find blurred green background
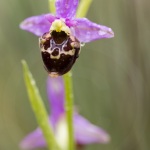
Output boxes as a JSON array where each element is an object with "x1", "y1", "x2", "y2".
[{"x1": 0, "y1": 0, "x2": 150, "y2": 150}]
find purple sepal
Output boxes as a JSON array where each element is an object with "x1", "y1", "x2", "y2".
[
  {"x1": 20, "y1": 14, "x2": 55, "y2": 36},
  {"x1": 74, "y1": 113, "x2": 110, "y2": 145},
  {"x1": 73, "y1": 18, "x2": 114, "y2": 43},
  {"x1": 55, "y1": 0, "x2": 79, "y2": 19},
  {"x1": 20, "y1": 128, "x2": 46, "y2": 150}
]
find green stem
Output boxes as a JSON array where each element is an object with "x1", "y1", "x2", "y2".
[
  {"x1": 76, "y1": 0, "x2": 93, "y2": 18},
  {"x1": 63, "y1": 72, "x2": 74, "y2": 150},
  {"x1": 47, "y1": 0, "x2": 93, "y2": 150},
  {"x1": 63, "y1": 1, "x2": 93, "y2": 150},
  {"x1": 49, "y1": 0, "x2": 56, "y2": 13},
  {"x1": 22, "y1": 60, "x2": 59, "y2": 150}
]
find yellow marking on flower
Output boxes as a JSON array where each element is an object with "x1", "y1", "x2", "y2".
[{"x1": 50, "y1": 19, "x2": 71, "y2": 35}]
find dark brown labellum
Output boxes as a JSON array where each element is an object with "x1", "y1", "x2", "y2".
[{"x1": 39, "y1": 31, "x2": 81, "y2": 77}]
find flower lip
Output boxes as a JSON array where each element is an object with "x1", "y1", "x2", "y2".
[{"x1": 40, "y1": 31, "x2": 81, "y2": 76}]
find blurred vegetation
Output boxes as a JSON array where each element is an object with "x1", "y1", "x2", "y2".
[{"x1": 0, "y1": 0, "x2": 150, "y2": 150}]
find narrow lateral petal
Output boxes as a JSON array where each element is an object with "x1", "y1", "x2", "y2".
[
  {"x1": 73, "y1": 18, "x2": 114, "y2": 43},
  {"x1": 56, "y1": 0, "x2": 79, "y2": 18},
  {"x1": 20, "y1": 128, "x2": 46, "y2": 149},
  {"x1": 74, "y1": 114, "x2": 110, "y2": 145},
  {"x1": 20, "y1": 14, "x2": 55, "y2": 36},
  {"x1": 47, "y1": 77, "x2": 65, "y2": 119}
]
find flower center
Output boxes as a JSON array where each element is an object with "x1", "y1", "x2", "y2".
[{"x1": 50, "y1": 19, "x2": 71, "y2": 35}]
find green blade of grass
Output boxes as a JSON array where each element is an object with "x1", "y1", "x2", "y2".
[{"x1": 22, "y1": 60, "x2": 59, "y2": 150}]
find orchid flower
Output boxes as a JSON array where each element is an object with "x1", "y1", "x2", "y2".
[
  {"x1": 20, "y1": 0, "x2": 114, "y2": 77},
  {"x1": 20, "y1": 77, "x2": 110, "y2": 150}
]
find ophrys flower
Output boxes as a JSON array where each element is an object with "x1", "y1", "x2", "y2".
[
  {"x1": 20, "y1": 77, "x2": 110, "y2": 150},
  {"x1": 20, "y1": 0, "x2": 114, "y2": 77}
]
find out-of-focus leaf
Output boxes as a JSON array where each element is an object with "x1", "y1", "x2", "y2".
[{"x1": 21, "y1": 60, "x2": 59, "y2": 150}]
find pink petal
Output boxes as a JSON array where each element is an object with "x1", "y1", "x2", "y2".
[
  {"x1": 73, "y1": 18, "x2": 114, "y2": 43},
  {"x1": 20, "y1": 113, "x2": 110, "y2": 149},
  {"x1": 55, "y1": 0, "x2": 79, "y2": 18},
  {"x1": 20, "y1": 14, "x2": 55, "y2": 36},
  {"x1": 20, "y1": 128, "x2": 46, "y2": 149},
  {"x1": 74, "y1": 114, "x2": 110, "y2": 145}
]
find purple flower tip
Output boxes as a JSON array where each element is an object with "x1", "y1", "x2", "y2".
[{"x1": 74, "y1": 113, "x2": 110, "y2": 145}]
